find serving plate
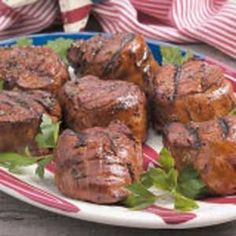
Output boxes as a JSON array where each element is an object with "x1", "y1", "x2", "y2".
[{"x1": 0, "y1": 32, "x2": 235, "y2": 229}]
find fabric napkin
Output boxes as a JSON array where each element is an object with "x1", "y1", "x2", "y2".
[{"x1": 0, "y1": 0, "x2": 235, "y2": 58}]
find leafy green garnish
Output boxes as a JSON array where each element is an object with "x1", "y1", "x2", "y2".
[
  {"x1": 159, "y1": 147, "x2": 175, "y2": 171},
  {"x1": 0, "y1": 151, "x2": 53, "y2": 178},
  {"x1": 160, "y1": 46, "x2": 193, "y2": 66},
  {"x1": 177, "y1": 166, "x2": 207, "y2": 199},
  {"x1": 229, "y1": 107, "x2": 236, "y2": 115},
  {"x1": 173, "y1": 190, "x2": 199, "y2": 211},
  {"x1": 14, "y1": 37, "x2": 73, "y2": 63},
  {"x1": 0, "y1": 80, "x2": 4, "y2": 92},
  {"x1": 46, "y1": 38, "x2": 73, "y2": 63},
  {"x1": 0, "y1": 114, "x2": 59, "y2": 178},
  {"x1": 15, "y1": 37, "x2": 33, "y2": 46},
  {"x1": 0, "y1": 152, "x2": 36, "y2": 173},
  {"x1": 124, "y1": 148, "x2": 206, "y2": 212},
  {"x1": 35, "y1": 114, "x2": 61, "y2": 149},
  {"x1": 123, "y1": 183, "x2": 157, "y2": 210},
  {"x1": 35, "y1": 155, "x2": 54, "y2": 178}
]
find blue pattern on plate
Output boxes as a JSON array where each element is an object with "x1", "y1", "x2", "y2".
[{"x1": 0, "y1": 32, "x2": 205, "y2": 64}]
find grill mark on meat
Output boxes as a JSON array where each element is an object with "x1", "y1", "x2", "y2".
[
  {"x1": 171, "y1": 66, "x2": 182, "y2": 102},
  {"x1": 102, "y1": 51, "x2": 120, "y2": 76},
  {"x1": 186, "y1": 125, "x2": 202, "y2": 148},
  {"x1": 104, "y1": 131, "x2": 117, "y2": 157},
  {"x1": 75, "y1": 132, "x2": 87, "y2": 147},
  {"x1": 103, "y1": 129, "x2": 136, "y2": 182},
  {"x1": 127, "y1": 163, "x2": 135, "y2": 182},
  {"x1": 218, "y1": 118, "x2": 229, "y2": 138},
  {"x1": 79, "y1": 83, "x2": 132, "y2": 110},
  {"x1": 71, "y1": 167, "x2": 87, "y2": 179},
  {"x1": 103, "y1": 34, "x2": 135, "y2": 76},
  {"x1": 0, "y1": 100, "x2": 17, "y2": 107},
  {"x1": 200, "y1": 63, "x2": 206, "y2": 90},
  {"x1": 29, "y1": 93, "x2": 56, "y2": 114},
  {"x1": 3, "y1": 93, "x2": 33, "y2": 111}
]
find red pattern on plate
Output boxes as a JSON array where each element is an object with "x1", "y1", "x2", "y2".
[
  {"x1": 0, "y1": 169, "x2": 79, "y2": 213},
  {"x1": 142, "y1": 144, "x2": 160, "y2": 170},
  {"x1": 46, "y1": 162, "x2": 56, "y2": 173},
  {"x1": 205, "y1": 57, "x2": 236, "y2": 79},
  {"x1": 146, "y1": 205, "x2": 196, "y2": 224},
  {"x1": 204, "y1": 196, "x2": 236, "y2": 205}
]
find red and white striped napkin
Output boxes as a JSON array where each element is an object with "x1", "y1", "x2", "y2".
[{"x1": 0, "y1": 0, "x2": 235, "y2": 58}]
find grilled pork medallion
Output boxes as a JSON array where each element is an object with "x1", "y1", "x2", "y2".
[
  {"x1": 150, "y1": 60, "x2": 235, "y2": 131},
  {"x1": 54, "y1": 121, "x2": 143, "y2": 204},
  {"x1": 67, "y1": 33, "x2": 159, "y2": 90},
  {"x1": 163, "y1": 116, "x2": 236, "y2": 196},
  {"x1": 0, "y1": 46, "x2": 69, "y2": 94},
  {"x1": 0, "y1": 90, "x2": 61, "y2": 153},
  {"x1": 59, "y1": 75, "x2": 148, "y2": 142}
]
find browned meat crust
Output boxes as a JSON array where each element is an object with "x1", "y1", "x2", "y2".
[
  {"x1": 0, "y1": 90, "x2": 61, "y2": 153},
  {"x1": 59, "y1": 75, "x2": 148, "y2": 142},
  {"x1": 67, "y1": 33, "x2": 159, "y2": 91},
  {"x1": 54, "y1": 121, "x2": 143, "y2": 204},
  {"x1": 0, "y1": 46, "x2": 69, "y2": 94},
  {"x1": 163, "y1": 116, "x2": 236, "y2": 196},
  {"x1": 150, "y1": 60, "x2": 235, "y2": 131}
]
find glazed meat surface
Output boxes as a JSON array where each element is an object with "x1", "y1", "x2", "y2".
[
  {"x1": 67, "y1": 33, "x2": 159, "y2": 90},
  {"x1": 59, "y1": 76, "x2": 148, "y2": 142},
  {"x1": 0, "y1": 46, "x2": 69, "y2": 94},
  {"x1": 163, "y1": 116, "x2": 236, "y2": 196},
  {"x1": 150, "y1": 60, "x2": 235, "y2": 131},
  {"x1": 54, "y1": 121, "x2": 143, "y2": 204},
  {"x1": 0, "y1": 90, "x2": 61, "y2": 153}
]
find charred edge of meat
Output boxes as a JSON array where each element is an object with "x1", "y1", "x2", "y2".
[
  {"x1": 218, "y1": 117, "x2": 229, "y2": 138},
  {"x1": 103, "y1": 33, "x2": 135, "y2": 76},
  {"x1": 171, "y1": 66, "x2": 182, "y2": 102},
  {"x1": 103, "y1": 131, "x2": 117, "y2": 157},
  {"x1": 186, "y1": 124, "x2": 202, "y2": 148}
]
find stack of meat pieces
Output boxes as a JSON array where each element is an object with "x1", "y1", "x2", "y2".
[
  {"x1": 0, "y1": 32, "x2": 235, "y2": 204},
  {"x1": 0, "y1": 46, "x2": 68, "y2": 154},
  {"x1": 66, "y1": 32, "x2": 236, "y2": 198}
]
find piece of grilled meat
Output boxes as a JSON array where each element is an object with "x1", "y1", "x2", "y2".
[
  {"x1": 163, "y1": 116, "x2": 236, "y2": 196},
  {"x1": 0, "y1": 46, "x2": 69, "y2": 94},
  {"x1": 59, "y1": 75, "x2": 147, "y2": 142},
  {"x1": 67, "y1": 33, "x2": 159, "y2": 91},
  {"x1": 150, "y1": 60, "x2": 235, "y2": 131},
  {"x1": 54, "y1": 121, "x2": 143, "y2": 204},
  {"x1": 0, "y1": 90, "x2": 61, "y2": 153}
]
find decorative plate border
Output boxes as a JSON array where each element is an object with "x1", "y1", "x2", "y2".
[{"x1": 0, "y1": 32, "x2": 235, "y2": 229}]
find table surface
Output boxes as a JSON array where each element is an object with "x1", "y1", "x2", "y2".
[{"x1": 0, "y1": 37, "x2": 236, "y2": 236}]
